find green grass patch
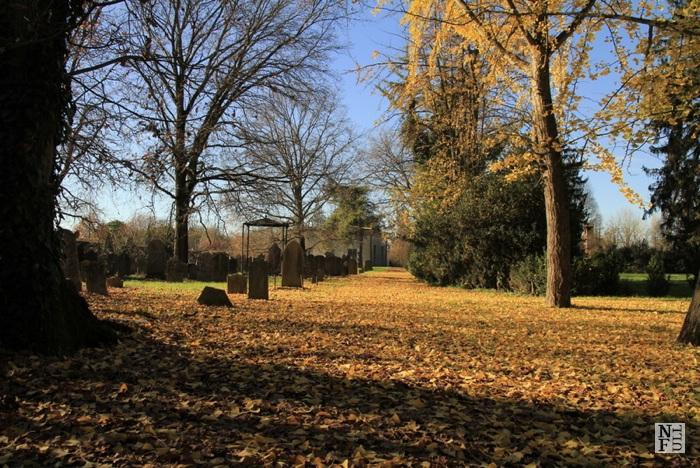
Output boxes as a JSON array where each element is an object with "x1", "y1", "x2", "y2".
[
  {"x1": 124, "y1": 278, "x2": 226, "y2": 292},
  {"x1": 619, "y1": 272, "x2": 693, "y2": 298}
]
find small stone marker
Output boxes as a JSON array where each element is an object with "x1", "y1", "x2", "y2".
[
  {"x1": 166, "y1": 258, "x2": 188, "y2": 282},
  {"x1": 197, "y1": 286, "x2": 232, "y2": 307},
  {"x1": 106, "y1": 276, "x2": 124, "y2": 288},
  {"x1": 227, "y1": 273, "x2": 247, "y2": 294},
  {"x1": 281, "y1": 240, "x2": 303, "y2": 287},
  {"x1": 248, "y1": 258, "x2": 268, "y2": 300},
  {"x1": 364, "y1": 260, "x2": 373, "y2": 271},
  {"x1": 81, "y1": 260, "x2": 107, "y2": 295}
]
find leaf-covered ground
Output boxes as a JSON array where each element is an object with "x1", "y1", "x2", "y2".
[{"x1": 2, "y1": 269, "x2": 698, "y2": 466}]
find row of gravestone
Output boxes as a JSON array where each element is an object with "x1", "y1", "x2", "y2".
[
  {"x1": 144, "y1": 239, "x2": 238, "y2": 282},
  {"x1": 61, "y1": 229, "x2": 124, "y2": 295},
  {"x1": 201, "y1": 241, "x2": 362, "y2": 304}
]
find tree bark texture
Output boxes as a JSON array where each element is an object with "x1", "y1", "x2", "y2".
[
  {"x1": 678, "y1": 269, "x2": 700, "y2": 345},
  {"x1": 174, "y1": 173, "x2": 190, "y2": 264},
  {"x1": 0, "y1": 1, "x2": 117, "y2": 353},
  {"x1": 530, "y1": 49, "x2": 572, "y2": 307}
]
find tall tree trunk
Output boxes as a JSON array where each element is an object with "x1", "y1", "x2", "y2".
[
  {"x1": 174, "y1": 172, "x2": 189, "y2": 263},
  {"x1": 0, "y1": 1, "x2": 116, "y2": 353},
  {"x1": 531, "y1": 50, "x2": 572, "y2": 307},
  {"x1": 293, "y1": 185, "x2": 305, "y2": 238},
  {"x1": 678, "y1": 270, "x2": 700, "y2": 345}
]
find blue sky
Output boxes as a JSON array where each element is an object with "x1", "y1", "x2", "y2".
[{"x1": 87, "y1": 6, "x2": 660, "y2": 228}]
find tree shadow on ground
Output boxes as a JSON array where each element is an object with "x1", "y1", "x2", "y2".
[
  {"x1": 570, "y1": 304, "x2": 687, "y2": 314},
  {"x1": 1, "y1": 324, "x2": 696, "y2": 466}
]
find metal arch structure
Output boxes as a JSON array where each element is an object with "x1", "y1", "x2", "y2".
[{"x1": 241, "y1": 217, "x2": 290, "y2": 271}]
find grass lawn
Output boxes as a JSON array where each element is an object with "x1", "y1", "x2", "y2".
[
  {"x1": 2, "y1": 270, "x2": 698, "y2": 465},
  {"x1": 124, "y1": 278, "x2": 227, "y2": 292},
  {"x1": 619, "y1": 272, "x2": 694, "y2": 298}
]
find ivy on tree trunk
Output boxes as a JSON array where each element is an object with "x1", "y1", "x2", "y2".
[{"x1": 0, "y1": 0, "x2": 117, "y2": 353}]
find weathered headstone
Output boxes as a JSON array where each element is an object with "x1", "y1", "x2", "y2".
[
  {"x1": 187, "y1": 263, "x2": 198, "y2": 280},
  {"x1": 146, "y1": 239, "x2": 168, "y2": 279},
  {"x1": 347, "y1": 258, "x2": 358, "y2": 275},
  {"x1": 281, "y1": 240, "x2": 304, "y2": 287},
  {"x1": 81, "y1": 260, "x2": 107, "y2": 295},
  {"x1": 77, "y1": 241, "x2": 99, "y2": 262},
  {"x1": 116, "y1": 251, "x2": 131, "y2": 278},
  {"x1": 106, "y1": 276, "x2": 124, "y2": 288},
  {"x1": 60, "y1": 229, "x2": 82, "y2": 291},
  {"x1": 103, "y1": 253, "x2": 118, "y2": 276},
  {"x1": 227, "y1": 273, "x2": 247, "y2": 294},
  {"x1": 325, "y1": 254, "x2": 342, "y2": 276},
  {"x1": 197, "y1": 251, "x2": 229, "y2": 281},
  {"x1": 248, "y1": 258, "x2": 269, "y2": 299},
  {"x1": 324, "y1": 254, "x2": 335, "y2": 277},
  {"x1": 267, "y1": 243, "x2": 282, "y2": 275},
  {"x1": 228, "y1": 256, "x2": 238, "y2": 274},
  {"x1": 315, "y1": 255, "x2": 326, "y2": 281},
  {"x1": 166, "y1": 258, "x2": 188, "y2": 282},
  {"x1": 303, "y1": 255, "x2": 316, "y2": 279},
  {"x1": 364, "y1": 260, "x2": 373, "y2": 271},
  {"x1": 197, "y1": 286, "x2": 233, "y2": 307}
]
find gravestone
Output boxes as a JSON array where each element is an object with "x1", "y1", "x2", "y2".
[
  {"x1": 315, "y1": 255, "x2": 326, "y2": 281},
  {"x1": 248, "y1": 258, "x2": 268, "y2": 299},
  {"x1": 115, "y1": 251, "x2": 131, "y2": 278},
  {"x1": 364, "y1": 260, "x2": 373, "y2": 271},
  {"x1": 106, "y1": 276, "x2": 123, "y2": 288},
  {"x1": 166, "y1": 258, "x2": 188, "y2": 282},
  {"x1": 77, "y1": 241, "x2": 99, "y2": 262},
  {"x1": 197, "y1": 251, "x2": 229, "y2": 281},
  {"x1": 228, "y1": 256, "x2": 238, "y2": 274},
  {"x1": 60, "y1": 229, "x2": 82, "y2": 291},
  {"x1": 227, "y1": 273, "x2": 247, "y2": 294},
  {"x1": 304, "y1": 255, "x2": 316, "y2": 279},
  {"x1": 347, "y1": 258, "x2": 358, "y2": 275},
  {"x1": 187, "y1": 263, "x2": 198, "y2": 280},
  {"x1": 197, "y1": 286, "x2": 233, "y2": 307},
  {"x1": 146, "y1": 239, "x2": 168, "y2": 279},
  {"x1": 103, "y1": 253, "x2": 118, "y2": 276},
  {"x1": 324, "y1": 254, "x2": 335, "y2": 277},
  {"x1": 81, "y1": 260, "x2": 107, "y2": 295},
  {"x1": 281, "y1": 240, "x2": 304, "y2": 287},
  {"x1": 325, "y1": 254, "x2": 342, "y2": 276},
  {"x1": 267, "y1": 243, "x2": 282, "y2": 275}
]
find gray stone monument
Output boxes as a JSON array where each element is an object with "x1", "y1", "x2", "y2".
[
  {"x1": 281, "y1": 240, "x2": 303, "y2": 288},
  {"x1": 347, "y1": 258, "x2": 358, "y2": 275},
  {"x1": 146, "y1": 239, "x2": 168, "y2": 279},
  {"x1": 248, "y1": 258, "x2": 268, "y2": 299},
  {"x1": 81, "y1": 260, "x2": 107, "y2": 295},
  {"x1": 166, "y1": 258, "x2": 188, "y2": 282}
]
